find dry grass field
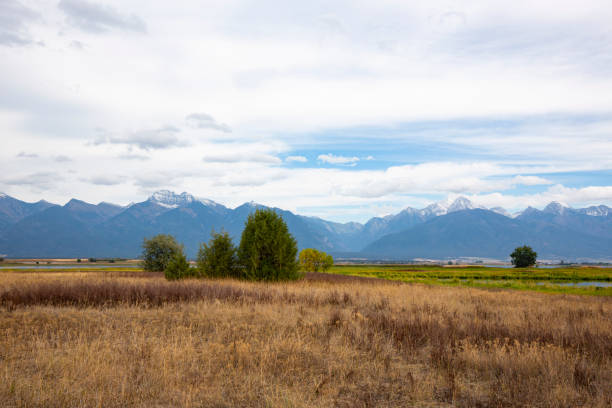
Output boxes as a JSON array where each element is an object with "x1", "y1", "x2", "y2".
[{"x1": 1, "y1": 269, "x2": 611, "y2": 407}]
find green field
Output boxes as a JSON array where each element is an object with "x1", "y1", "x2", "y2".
[
  {"x1": 329, "y1": 264, "x2": 612, "y2": 296},
  {"x1": 3, "y1": 262, "x2": 612, "y2": 296}
]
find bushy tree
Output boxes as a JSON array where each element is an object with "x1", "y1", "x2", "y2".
[
  {"x1": 164, "y1": 251, "x2": 192, "y2": 280},
  {"x1": 324, "y1": 254, "x2": 333, "y2": 270},
  {"x1": 299, "y1": 248, "x2": 333, "y2": 272},
  {"x1": 238, "y1": 209, "x2": 300, "y2": 281},
  {"x1": 197, "y1": 230, "x2": 238, "y2": 278},
  {"x1": 141, "y1": 234, "x2": 183, "y2": 272},
  {"x1": 510, "y1": 245, "x2": 537, "y2": 268}
]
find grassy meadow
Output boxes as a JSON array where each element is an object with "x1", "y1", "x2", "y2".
[
  {"x1": 330, "y1": 264, "x2": 612, "y2": 296},
  {"x1": 1, "y1": 266, "x2": 611, "y2": 407}
]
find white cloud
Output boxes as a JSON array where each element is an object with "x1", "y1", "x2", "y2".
[
  {"x1": 93, "y1": 126, "x2": 184, "y2": 150},
  {"x1": 511, "y1": 175, "x2": 552, "y2": 186},
  {"x1": 185, "y1": 113, "x2": 231, "y2": 133},
  {"x1": 55, "y1": 155, "x2": 72, "y2": 162},
  {"x1": 463, "y1": 185, "x2": 612, "y2": 213},
  {"x1": 285, "y1": 155, "x2": 307, "y2": 163},
  {"x1": 16, "y1": 152, "x2": 38, "y2": 158},
  {"x1": 84, "y1": 175, "x2": 125, "y2": 186},
  {"x1": 203, "y1": 153, "x2": 281, "y2": 164},
  {"x1": 1, "y1": 0, "x2": 612, "y2": 221},
  {"x1": 318, "y1": 153, "x2": 359, "y2": 165},
  {"x1": 58, "y1": 0, "x2": 146, "y2": 33}
]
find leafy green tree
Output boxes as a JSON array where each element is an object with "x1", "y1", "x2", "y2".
[
  {"x1": 141, "y1": 234, "x2": 183, "y2": 272},
  {"x1": 323, "y1": 254, "x2": 333, "y2": 271},
  {"x1": 238, "y1": 209, "x2": 300, "y2": 281},
  {"x1": 510, "y1": 245, "x2": 537, "y2": 268},
  {"x1": 197, "y1": 230, "x2": 238, "y2": 278},
  {"x1": 299, "y1": 248, "x2": 333, "y2": 272},
  {"x1": 164, "y1": 251, "x2": 192, "y2": 280}
]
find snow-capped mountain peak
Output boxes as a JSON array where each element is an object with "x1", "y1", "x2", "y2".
[
  {"x1": 447, "y1": 196, "x2": 476, "y2": 213},
  {"x1": 491, "y1": 207, "x2": 511, "y2": 217},
  {"x1": 543, "y1": 201, "x2": 570, "y2": 215},
  {"x1": 579, "y1": 205, "x2": 610, "y2": 217},
  {"x1": 0, "y1": 192, "x2": 7, "y2": 199},
  {"x1": 148, "y1": 190, "x2": 219, "y2": 209},
  {"x1": 421, "y1": 202, "x2": 448, "y2": 217},
  {"x1": 398, "y1": 206, "x2": 419, "y2": 215}
]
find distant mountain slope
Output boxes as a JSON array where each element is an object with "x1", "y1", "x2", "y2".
[
  {"x1": 517, "y1": 202, "x2": 612, "y2": 239},
  {"x1": 0, "y1": 193, "x2": 56, "y2": 233},
  {"x1": 0, "y1": 191, "x2": 610, "y2": 260},
  {"x1": 363, "y1": 209, "x2": 612, "y2": 260},
  {"x1": 63, "y1": 199, "x2": 124, "y2": 224},
  {"x1": 4, "y1": 206, "x2": 99, "y2": 257}
]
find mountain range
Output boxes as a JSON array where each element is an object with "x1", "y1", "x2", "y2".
[{"x1": 0, "y1": 191, "x2": 611, "y2": 261}]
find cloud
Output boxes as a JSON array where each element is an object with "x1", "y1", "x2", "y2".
[
  {"x1": 58, "y1": 0, "x2": 146, "y2": 33},
  {"x1": 118, "y1": 153, "x2": 149, "y2": 161},
  {"x1": 365, "y1": 156, "x2": 374, "y2": 161},
  {"x1": 94, "y1": 126, "x2": 184, "y2": 150},
  {"x1": 55, "y1": 155, "x2": 72, "y2": 162},
  {"x1": 511, "y1": 175, "x2": 552, "y2": 186},
  {"x1": 83, "y1": 175, "x2": 125, "y2": 186},
  {"x1": 0, "y1": 0, "x2": 39, "y2": 46},
  {"x1": 328, "y1": 162, "x2": 558, "y2": 199},
  {"x1": 2, "y1": 1, "x2": 612, "y2": 221},
  {"x1": 203, "y1": 153, "x2": 281, "y2": 164},
  {"x1": 16, "y1": 151, "x2": 38, "y2": 158},
  {"x1": 318, "y1": 153, "x2": 359, "y2": 166},
  {"x1": 464, "y1": 184, "x2": 612, "y2": 212},
  {"x1": 69, "y1": 40, "x2": 85, "y2": 50},
  {"x1": 285, "y1": 155, "x2": 307, "y2": 163},
  {"x1": 132, "y1": 171, "x2": 189, "y2": 189},
  {"x1": 185, "y1": 113, "x2": 231, "y2": 133},
  {"x1": 1, "y1": 172, "x2": 64, "y2": 189}
]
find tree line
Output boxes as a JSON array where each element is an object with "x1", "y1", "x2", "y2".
[{"x1": 141, "y1": 208, "x2": 333, "y2": 281}]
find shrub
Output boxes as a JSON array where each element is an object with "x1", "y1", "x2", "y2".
[
  {"x1": 299, "y1": 248, "x2": 333, "y2": 272},
  {"x1": 510, "y1": 245, "x2": 537, "y2": 268},
  {"x1": 141, "y1": 234, "x2": 183, "y2": 272},
  {"x1": 197, "y1": 230, "x2": 238, "y2": 278},
  {"x1": 238, "y1": 209, "x2": 300, "y2": 281},
  {"x1": 164, "y1": 251, "x2": 192, "y2": 280}
]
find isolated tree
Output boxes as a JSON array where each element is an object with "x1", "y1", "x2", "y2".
[
  {"x1": 299, "y1": 248, "x2": 333, "y2": 272},
  {"x1": 164, "y1": 251, "x2": 192, "y2": 280},
  {"x1": 510, "y1": 245, "x2": 537, "y2": 268},
  {"x1": 197, "y1": 230, "x2": 238, "y2": 278},
  {"x1": 238, "y1": 209, "x2": 300, "y2": 281},
  {"x1": 141, "y1": 234, "x2": 183, "y2": 272}
]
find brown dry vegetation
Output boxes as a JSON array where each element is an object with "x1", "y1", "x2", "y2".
[{"x1": 1, "y1": 270, "x2": 611, "y2": 407}]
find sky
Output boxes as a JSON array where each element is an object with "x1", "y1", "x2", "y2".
[{"x1": 1, "y1": 0, "x2": 612, "y2": 223}]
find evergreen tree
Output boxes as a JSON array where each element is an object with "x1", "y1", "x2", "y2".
[
  {"x1": 197, "y1": 230, "x2": 238, "y2": 278},
  {"x1": 164, "y1": 251, "x2": 192, "y2": 280},
  {"x1": 238, "y1": 209, "x2": 300, "y2": 281}
]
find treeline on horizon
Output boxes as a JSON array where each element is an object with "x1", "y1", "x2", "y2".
[{"x1": 142, "y1": 208, "x2": 333, "y2": 281}]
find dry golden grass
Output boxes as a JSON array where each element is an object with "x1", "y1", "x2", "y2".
[{"x1": 1, "y1": 270, "x2": 611, "y2": 407}]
